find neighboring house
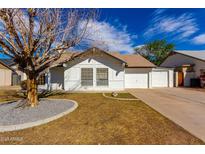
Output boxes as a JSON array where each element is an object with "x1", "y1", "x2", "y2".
[
  {"x1": 0, "y1": 59, "x2": 26, "y2": 86},
  {"x1": 0, "y1": 60, "x2": 13, "y2": 86},
  {"x1": 161, "y1": 50, "x2": 205, "y2": 87},
  {"x1": 42, "y1": 47, "x2": 174, "y2": 91}
]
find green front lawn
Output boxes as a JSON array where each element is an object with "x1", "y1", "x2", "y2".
[{"x1": 0, "y1": 92, "x2": 203, "y2": 145}]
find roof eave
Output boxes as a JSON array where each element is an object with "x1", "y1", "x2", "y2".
[
  {"x1": 0, "y1": 60, "x2": 15, "y2": 71},
  {"x1": 173, "y1": 50, "x2": 205, "y2": 63},
  {"x1": 125, "y1": 66, "x2": 156, "y2": 68}
]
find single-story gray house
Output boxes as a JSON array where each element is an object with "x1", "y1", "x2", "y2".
[
  {"x1": 40, "y1": 47, "x2": 174, "y2": 91},
  {"x1": 161, "y1": 50, "x2": 205, "y2": 87}
]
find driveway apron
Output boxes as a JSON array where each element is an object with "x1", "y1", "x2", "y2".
[{"x1": 128, "y1": 88, "x2": 205, "y2": 142}]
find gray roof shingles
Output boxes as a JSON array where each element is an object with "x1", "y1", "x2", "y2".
[{"x1": 175, "y1": 50, "x2": 205, "y2": 61}]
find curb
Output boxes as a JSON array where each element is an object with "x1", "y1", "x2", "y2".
[
  {"x1": 0, "y1": 98, "x2": 78, "y2": 132},
  {"x1": 102, "y1": 93, "x2": 140, "y2": 101}
]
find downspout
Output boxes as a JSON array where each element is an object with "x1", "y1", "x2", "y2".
[
  {"x1": 122, "y1": 63, "x2": 126, "y2": 90},
  {"x1": 47, "y1": 69, "x2": 51, "y2": 91}
]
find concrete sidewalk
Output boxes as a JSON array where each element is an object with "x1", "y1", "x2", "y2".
[{"x1": 128, "y1": 88, "x2": 205, "y2": 142}]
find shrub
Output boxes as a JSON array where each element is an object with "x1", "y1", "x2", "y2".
[
  {"x1": 20, "y1": 80, "x2": 27, "y2": 90},
  {"x1": 111, "y1": 92, "x2": 118, "y2": 97}
]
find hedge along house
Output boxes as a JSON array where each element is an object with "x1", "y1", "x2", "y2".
[
  {"x1": 40, "y1": 47, "x2": 174, "y2": 91},
  {"x1": 160, "y1": 50, "x2": 205, "y2": 87}
]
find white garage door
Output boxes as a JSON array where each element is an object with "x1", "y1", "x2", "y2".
[
  {"x1": 125, "y1": 73, "x2": 148, "y2": 88},
  {"x1": 152, "y1": 71, "x2": 168, "y2": 87}
]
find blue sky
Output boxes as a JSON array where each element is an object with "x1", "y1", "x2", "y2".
[
  {"x1": 1, "y1": 8, "x2": 205, "y2": 59},
  {"x1": 93, "y1": 8, "x2": 205, "y2": 52}
]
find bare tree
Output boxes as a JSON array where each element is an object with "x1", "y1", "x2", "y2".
[{"x1": 0, "y1": 8, "x2": 97, "y2": 107}]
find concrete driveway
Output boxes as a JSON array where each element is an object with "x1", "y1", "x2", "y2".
[{"x1": 128, "y1": 88, "x2": 205, "y2": 142}]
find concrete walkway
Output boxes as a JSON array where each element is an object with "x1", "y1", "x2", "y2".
[{"x1": 128, "y1": 88, "x2": 205, "y2": 142}]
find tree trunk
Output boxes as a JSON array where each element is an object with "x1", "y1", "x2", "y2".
[{"x1": 27, "y1": 74, "x2": 38, "y2": 107}]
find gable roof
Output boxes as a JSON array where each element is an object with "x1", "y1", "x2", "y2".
[
  {"x1": 52, "y1": 52, "x2": 80, "y2": 67},
  {"x1": 53, "y1": 47, "x2": 156, "y2": 68},
  {"x1": 0, "y1": 48, "x2": 156, "y2": 69},
  {"x1": 109, "y1": 52, "x2": 156, "y2": 68},
  {"x1": 174, "y1": 50, "x2": 205, "y2": 62}
]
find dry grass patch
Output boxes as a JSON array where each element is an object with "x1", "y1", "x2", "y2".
[
  {"x1": 0, "y1": 89, "x2": 21, "y2": 102},
  {"x1": 104, "y1": 92, "x2": 136, "y2": 99},
  {"x1": 0, "y1": 93, "x2": 203, "y2": 145}
]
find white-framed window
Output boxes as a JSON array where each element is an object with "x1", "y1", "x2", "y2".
[
  {"x1": 96, "y1": 68, "x2": 108, "y2": 86},
  {"x1": 81, "y1": 68, "x2": 93, "y2": 86}
]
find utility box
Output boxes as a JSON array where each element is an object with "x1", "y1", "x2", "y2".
[{"x1": 190, "y1": 78, "x2": 201, "y2": 87}]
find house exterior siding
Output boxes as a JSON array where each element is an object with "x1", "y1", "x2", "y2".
[
  {"x1": 49, "y1": 67, "x2": 64, "y2": 90},
  {"x1": 161, "y1": 53, "x2": 205, "y2": 87},
  {"x1": 43, "y1": 49, "x2": 174, "y2": 91},
  {"x1": 161, "y1": 53, "x2": 205, "y2": 77},
  {"x1": 0, "y1": 63, "x2": 12, "y2": 86},
  {"x1": 63, "y1": 54, "x2": 125, "y2": 91}
]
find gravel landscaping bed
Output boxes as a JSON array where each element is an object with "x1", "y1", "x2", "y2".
[{"x1": 0, "y1": 99, "x2": 77, "y2": 126}]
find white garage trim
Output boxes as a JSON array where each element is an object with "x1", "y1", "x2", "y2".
[
  {"x1": 124, "y1": 68, "x2": 151, "y2": 89},
  {"x1": 151, "y1": 68, "x2": 174, "y2": 88},
  {"x1": 152, "y1": 70, "x2": 168, "y2": 87}
]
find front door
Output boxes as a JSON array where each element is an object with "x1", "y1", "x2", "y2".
[{"x1": 178, "y1": 72, "x2": 184, "y2": 86}]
